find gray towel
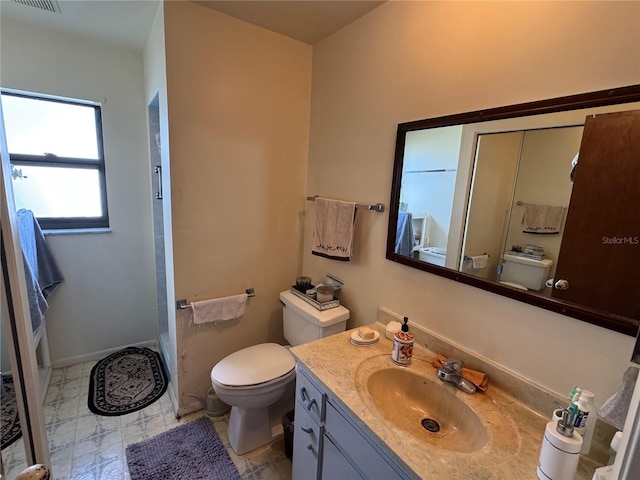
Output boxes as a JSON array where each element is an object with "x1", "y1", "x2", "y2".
[
  {"x1": 394, "y1": 212, "x2": 414, "y2": 257},
  {"x1": 22, "y1": 254, "x2": 48, "y2": 333},
  {"x1": 16, "y1": 209, "x2": 64, "y2": 332}
]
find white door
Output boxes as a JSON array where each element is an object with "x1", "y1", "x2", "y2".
[{"x1": 0, "y1": 94, "x2": 51, "y2": 468}]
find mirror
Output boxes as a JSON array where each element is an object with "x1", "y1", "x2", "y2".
[{"x1": 387, "y1": 85, "x2": 640, "y2": 336}]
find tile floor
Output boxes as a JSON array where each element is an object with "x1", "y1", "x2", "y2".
[{"x1": 2, "y1": 361, "x2": 292, "y2": 479}]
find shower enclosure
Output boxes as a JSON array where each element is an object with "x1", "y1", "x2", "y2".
[{"x1": 148, "y1": 95, "x2": 170, "y2": 375}]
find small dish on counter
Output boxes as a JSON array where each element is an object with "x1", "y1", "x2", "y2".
[{"x1": 350, "y1": 330, "x2": 380, "y2": 346}]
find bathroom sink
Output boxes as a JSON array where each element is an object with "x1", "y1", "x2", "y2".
[
  {"x1": 355, "y1": 355, "x2": 519, "y2": 455},
  {"x1": 365, "y1": 368, "x2": 486, "y2": 452}
]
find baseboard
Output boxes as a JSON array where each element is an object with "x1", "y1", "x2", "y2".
[
  {"x1": 51, "y1": 339, "x2": 158, "y2": 369},
  {"x1": 177, "y1": 399, "x2": 204, "y2": 418}
]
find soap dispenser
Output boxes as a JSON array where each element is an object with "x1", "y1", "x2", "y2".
[
  {"x1": 537, "y1": 403, "x2": 583, "y2": 480},
  {"x1": 391, "y1": 317, "x2": 414, "y2": 366}
]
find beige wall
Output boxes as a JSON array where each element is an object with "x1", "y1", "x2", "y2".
[
  {"x1": 304, "y1": 1, "x2": 640, "y2": 401},
  {"x1": 163, "y1": 2, "x2": 312, "y2": 406},
  {"x1": 0, "y1": 16, "x2": 157, "y2": 365}
]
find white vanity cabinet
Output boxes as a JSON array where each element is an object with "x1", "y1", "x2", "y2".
[{"x1": 292, "y1": 364, "x2": 414, "y2": 480}]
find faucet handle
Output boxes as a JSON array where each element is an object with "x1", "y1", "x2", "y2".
[{"x1": 441, "y1": 358, "x2": 462, "y2": 373}]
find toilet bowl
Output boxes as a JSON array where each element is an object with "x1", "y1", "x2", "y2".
[
  {"x1": 211, "y1": 290, "x2": 350, "y2": 455},
  {"x1": 211, "y1": 343, "x2": 296, "y2": 455},
  {"x1": 419, "y1": 247, "x2": 446, "y2": 267}
]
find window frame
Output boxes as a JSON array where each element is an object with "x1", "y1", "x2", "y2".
[{"x1": 3, "y1": 90, "x2": 109, "y2": 230}]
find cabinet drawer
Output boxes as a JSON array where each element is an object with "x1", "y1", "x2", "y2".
[
  {"x1": 296, "y1": 368, "x2": 324, "y2": 423},
  {"x1": 292, "y1": 403, "x2": 322, "y2": 480},
  {"x1": 325, "y1": 401, "x2": 402, "y2": 480}
]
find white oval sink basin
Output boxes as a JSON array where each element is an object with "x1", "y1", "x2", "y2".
[{"x1": 355, "y1": 355, "x2": 519, "y2": 455}]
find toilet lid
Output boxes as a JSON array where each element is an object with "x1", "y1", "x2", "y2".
[{"x1": 212, "y1": 343, "x2": 295, "y2": 387}]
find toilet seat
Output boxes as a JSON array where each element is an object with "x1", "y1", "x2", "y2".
[{"x1": 211, "y1": 343, "x2": 295, "y2": 387}]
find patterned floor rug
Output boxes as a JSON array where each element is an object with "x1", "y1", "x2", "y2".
[
  {"x1": 88, "y1": 347, "x2": 168, "y2": 416},
  {"x1": 1, "y1": 375, "x2": 22, "y2": 449},
  {"x1": 126, "y1": 416, "x2": 242, "y2": 480}
]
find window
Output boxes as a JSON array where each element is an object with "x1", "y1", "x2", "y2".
[{"x1": 2, "y1": 91, "x2": 109, "y2": 230}]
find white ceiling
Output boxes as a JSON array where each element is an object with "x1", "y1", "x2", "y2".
[
  {"x1": 0, "y1": 0, "x2": 385, "y2": 51},
  {"x1": 1, "y1": 0, "x2": 161, "y2": 52}
]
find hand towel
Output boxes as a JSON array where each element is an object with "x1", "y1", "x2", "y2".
[
  {"x1": 394, "y1": 212, "x2": 414, "y2": 257},
  {"x1": 433, "y1": 354, "x2": 489, "y2": 392},
  {"x1": 521, "y1": 204, "x2": 565, "y2": 234},
  {"x1": 471, "y1": 254, "x2": 489, "y2": 270},
  {"x1": 311, "y1": 197, "x2": 357, "y2": 261},
  {"x1": 191, "y1": 293, "x2": 248, "y2": 325}
]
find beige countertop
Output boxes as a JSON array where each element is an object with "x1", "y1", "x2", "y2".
[{"x1": 291, "y1": 322, "x2": 597, "y2": 480}]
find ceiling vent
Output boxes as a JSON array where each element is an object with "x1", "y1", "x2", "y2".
[{"x1": 11, "y1": 0, "x2": 61, "y2": 13}]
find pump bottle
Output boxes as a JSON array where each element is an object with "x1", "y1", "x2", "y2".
[{"x1": 391, "y1": 317, "x2": 414, "y2": 366}]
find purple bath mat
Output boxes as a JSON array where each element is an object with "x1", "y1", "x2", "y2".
[{"x1": 126, "y1": 417, "x2": 241, "y2": 480}]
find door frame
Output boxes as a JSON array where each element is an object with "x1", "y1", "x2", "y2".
[{"x1": 0, "y1": 93, "x2": 50, "y2": 468}]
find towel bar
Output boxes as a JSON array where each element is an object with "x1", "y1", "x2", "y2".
[
  {"x1": 516, "y1": 201, "x2": 567, "y2": 208},
  {"x1": 306, "y1": 195, "x2": 385, "y2": 213},
  {"x1": 463, "y1": 253, "x2": 490, "y2": 260},
  {"x1": 177, "y1": 288, "x2": 255, "y2": 309}
]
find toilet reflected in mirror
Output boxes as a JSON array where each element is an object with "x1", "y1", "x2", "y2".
[{"x1": 498, "y1": 253, "x2": 553, "y2": 291}]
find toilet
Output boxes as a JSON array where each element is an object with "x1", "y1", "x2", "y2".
[
  {"x1": 499, "y1": 253, "x2": 553, "y2": 291},
  {"x1": 419, "y1": 246, "x2": 446, "y2": 266},
  {"x1": 211, "y1": 290, "x2": 349, "y2": 455}
]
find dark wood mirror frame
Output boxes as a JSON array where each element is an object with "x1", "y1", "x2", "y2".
[{"x1": 386, "y1": 84, "x2": 640, "y2": 337}]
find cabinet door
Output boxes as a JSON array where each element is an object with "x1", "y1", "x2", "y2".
[
  {"x1": 322, "y1": 435, "x2": 363, "y2": 480},
  {"x1": 325, "y1": 401, "x2": 404, "y2": 479},
  {"x1": 292, "y1": 404, "x2": 322, "y2": 480}
]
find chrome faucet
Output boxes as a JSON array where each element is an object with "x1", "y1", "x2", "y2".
[{"x1": 437, "y1": 358, "x2": 476, "y2": 394}]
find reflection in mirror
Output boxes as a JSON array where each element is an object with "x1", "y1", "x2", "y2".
[
  {"x1": 387, "y1": 85, "x2": 640, "y2": 336},
  {"x1": 396, "y1": 126, "x2": 460, "y2": 261},
  {"x1": 462, "y1": 126, "x2": 583, "y2": 293}
]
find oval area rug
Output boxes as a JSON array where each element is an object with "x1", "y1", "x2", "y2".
[
  {"x1": 88, "y1": 347, "x2": 168, "y2": 416},
  {"x1": 1, "y1": 375, "x2": 22, "y2": 449}
]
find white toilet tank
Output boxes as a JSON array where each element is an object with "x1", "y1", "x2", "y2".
[
  {"x1": 500, "y1": 253, "x2": 553, "y2": 291},
  {"x1": 280, "y1": 290, "x2": 349, "y2": 346}
]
